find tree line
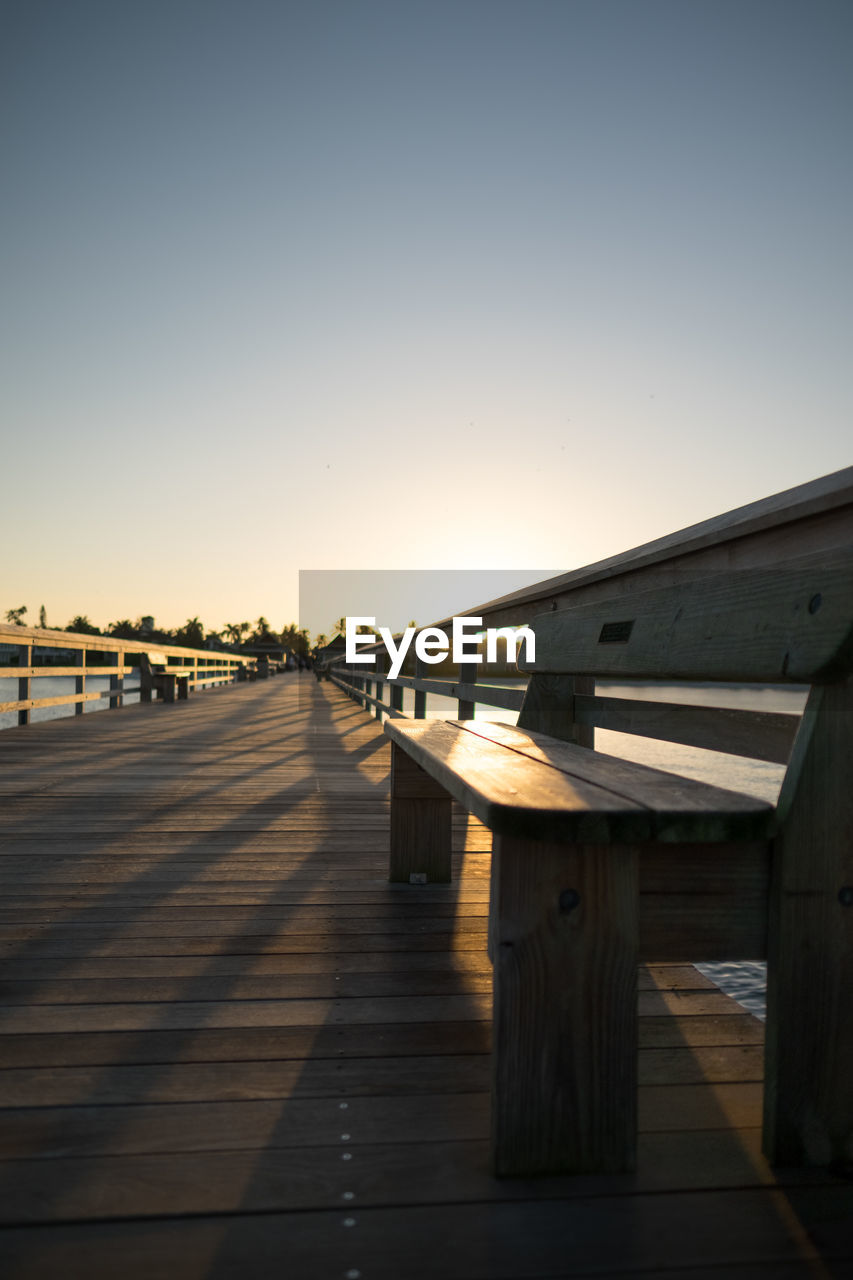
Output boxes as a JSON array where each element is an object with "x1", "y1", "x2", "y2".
[{"x1": 3, "y1": 606, "x2": 313, "y2": 656}]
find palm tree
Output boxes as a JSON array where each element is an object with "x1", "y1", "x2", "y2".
[
  {"x1": 108, "y1": 620, "x2": 139, "y2": 640},
  {"x1": 174, "y1": 617, "x2": 204, "y2": 648},
  {"x1": 65, "y1": 615, "x2": 101, "y2": 635},
  {"x1": 223, "y1": 622, "x2": 249, "y2": 647},
  {"x1": 280, "y1": 623, "x2": 311, "y2": 657}
]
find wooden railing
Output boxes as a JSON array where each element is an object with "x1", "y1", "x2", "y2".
[
  {"x1": 324, "y1": 464, "x2": 853, "y2": 739},
  {"x1": 0, "y1": 626, "x2": 251, "y2": 728}
]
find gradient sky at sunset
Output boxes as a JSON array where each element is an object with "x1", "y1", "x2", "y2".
[{"x1": 3, "y1": 0, "x2": 851, "y2": 635}]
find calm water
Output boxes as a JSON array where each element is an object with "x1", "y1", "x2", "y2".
[
  {"x1": 0, "y1": 671, "x2": 225, "y2": 730},
  {"x1": 0, "y1": 674, "x2": 141, "y2": 730},
  {"x1": 6, "y1": 672, "x2": 802, "y2": 1018}
]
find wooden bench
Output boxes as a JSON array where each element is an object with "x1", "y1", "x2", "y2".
[
  {"x1": 385, "y1": 548, "x2": 853, "y2": 1178},
  {"x1": 139, "y1": 652, "x2": 192, "y2": 703}
]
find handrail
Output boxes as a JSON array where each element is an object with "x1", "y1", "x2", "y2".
[
  {"x1": 0, "y1": 625, "x2": 253, "y2": 727},
  {"x1": 431, "y1": 464, "x2": 853, "y2": 629},
  {"x1": 323, "y1": 466, "x2": 853, "y2": 743}
]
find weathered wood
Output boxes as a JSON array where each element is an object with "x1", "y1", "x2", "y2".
[
  {"x1": 388, "y1": 741, "x2": 452, "y2": 882},
  {"x1": 107, "y1": 649, "x2": 123, "y2": 709},
  {"x1": 0, "y1": 1128, "x2": 800, "y2": 1225},
  {"x1": 575, "y1": 693, "x2": 800, "y2": 764},
  {"x1": 389, "y1": 678, "x2": 404, "y2": 714},
  {"x1": 1, "y1": 668, "x2": 845, "y2": 1276},
  {"x1": 18, "y1": 643, "x2": 31, "y2": 726},
  {"x1": 764, "y1": 677, "x2": 853, "y2": 1165},
  {"x1": 386, "y1": 718, "x2": 774, "y2": 845},
  {"x1": 414, "y1": 656, "x2": 427, "y2": 718},
  {"x1": 0, "y1": 1042, "x2": 765, "y2": 1112},
  {"x1": 392, "y1": 674, "x2": 525, "y2": 713},
  {"x1": 517, "y1": 672, "x2": 595, "y2": 745},
  {"x1": 638, "y1": 842, "x2": 769, "y2": 960},
  {"x1": 0, "y1": 1079, "x2": 771, "y2": 1166},
  {"x1": 383, "y1": 545, "x2": 853, "y2": 1183},
  {"x1": 3, "y1": 1189, "x2": 850, "y2": 1280},
  {"x1": 73, "y1": 644, "x2": 85, "y2": 718},
  {"x1": 0, "y1": 630, "x2": 240, "y2": 722},
  {"x1": 429, "y1": 465, "x2": 853, "y2": 633},
  {"x1": 0, "y1": 665, "x2": 132, "y2": 679},
  {"x1": 521, "y1": 549, "x2": 853, "y2": 683},
  {"x1": 491, "y1": 834, "x2": 638, "y2": 1174},
  {"x1": 0, "y1": 691, "x2": 104, "y2": 714},
  {"x1": 457, "y1": 661, "x2": 478, "y2": 719}
]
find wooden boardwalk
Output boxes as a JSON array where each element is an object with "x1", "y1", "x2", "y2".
[{"x1": 0, "y1": 675, "x2": 850, "y2": 1278}]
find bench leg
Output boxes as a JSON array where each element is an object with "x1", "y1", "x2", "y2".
[
  {"x1": 177, "y1": 676, "x2": 190, "y2": 700},
  {"x1": 160, "y1": 675, "x2": 177, "y2": 703},
  {"x1": 764, "y1": 679, "x2": 853, "y2": 1167},
  {"x1": 491, "y1": 835, "x2": 638, "y2": 1175},
  {"x1": 389, "y1": 742, "x2": 452, "y2": 883}
]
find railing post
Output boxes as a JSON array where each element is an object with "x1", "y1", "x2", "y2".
[
  {"x1": 414, "y1": 655, "x2": 427, "y2": 719},
  {"x1": 75, "y1": 647, "x2": 85, "y2": 716},
  {"x1": 458, "y1": 661, "x2": 478, "y2": 719},
  {"x1": 374, "y1": 659, "x2": 385, "y2": 720},
  {"x1": 140, "y1": 653, "x2": 153, "y2": 702},
  {"x1": 17, "y1": 644, "x2": 31, "y2": 727},
  {"x1": 390, "y1": 679, "x2": 405, "y2": 716},
  {"x1": 108, "y1": 649, "x2": 124, "y2": 709}
]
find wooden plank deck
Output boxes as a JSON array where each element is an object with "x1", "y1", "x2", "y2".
[{"x1": 0, "y1": 675, "x2": 850, "y2": 1278}]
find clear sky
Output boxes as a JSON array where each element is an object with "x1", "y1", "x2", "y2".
[{"x1": 3, "y1": 0, "x2": 851, "y2": 637}]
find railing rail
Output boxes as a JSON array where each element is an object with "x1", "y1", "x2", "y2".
[
  {"x1": 0, "y1": 624, "x2": 253, "y2": 727},
  {"x1": 325, "y1": 661, "x2": 525, "y2": 722},
  {"x1": 322, "y1": 465, "x2": 853, "y2": 760}
]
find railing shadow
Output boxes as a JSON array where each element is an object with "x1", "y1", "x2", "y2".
[{"x1": 0, "y1": 677, "x2": 849, "y2": 1276}]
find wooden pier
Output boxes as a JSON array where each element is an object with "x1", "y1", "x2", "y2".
[{"x1": 0, "y1": 674, "x2": 850, "y2": 1278}]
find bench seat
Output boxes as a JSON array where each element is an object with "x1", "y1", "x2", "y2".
[
  {"x1": 386, "y1": 718, "x2": 774, "y2": 848},
  {"x1": 385, "y1": 717, "x2": 778, "y2": 1178},
  {"x1": 140, "y1": 653, "x2": 192, "y2": 703},
  {"x1": 382, "y1": 547, "x2": 852, "y2": 1179}
]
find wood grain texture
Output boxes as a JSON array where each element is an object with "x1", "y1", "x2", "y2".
[
  {"x1": 388, "y1": 741, "x2": 454, "y2": 882},
  {"x1": 386, "y1": 717, "x2": 774, "y2": 844},
  {"x1": 517, "y1": 672, "x2": 595, "y2": 745},
  {"x1": 429, "y1": 465, "x2": 853, "y2": 633},
  {"x1": 764, "y1": 678, "x2": 853, "y2": 1165},
  {"x1": 491, "y1": 834, "x2": 638, "y2": 1174},
  {"x1": 574, "y1": 693, "x2": 799, "y2": 764},
  {"x1": 0, "y1": 672, "x2": 845, "y2": 1276},
  {"x1": 521, "y1": 548, "x2": 853, "y2": 683}
]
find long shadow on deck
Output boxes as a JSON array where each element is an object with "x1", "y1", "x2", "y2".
[
  {"x1": 0, "y1": 678, "x2": 850, "y2": 1277},
  {"x1": 0, "y1": 676, "x2": 494, "y2": 1274}
]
